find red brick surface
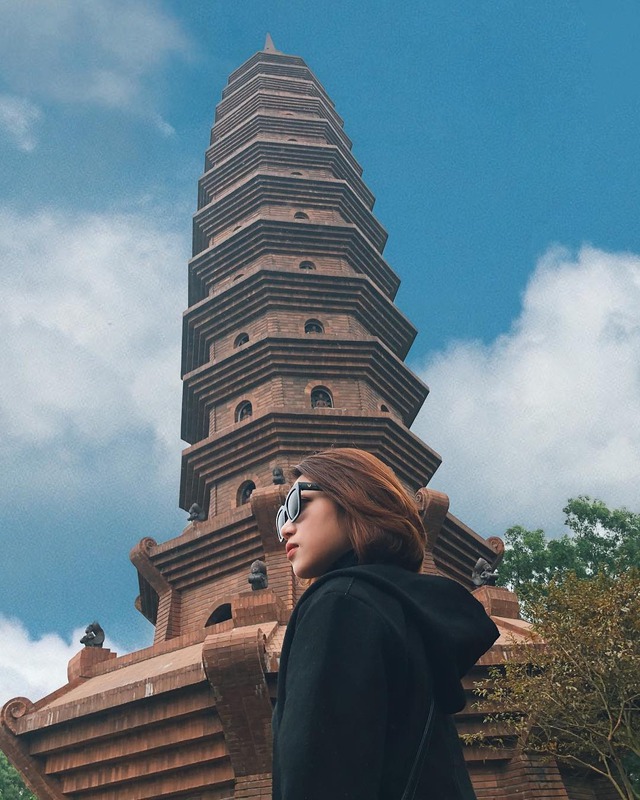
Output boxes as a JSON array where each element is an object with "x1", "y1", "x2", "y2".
[{"x1": 66, "y1": 647, "x2": 116, "y2": 682}]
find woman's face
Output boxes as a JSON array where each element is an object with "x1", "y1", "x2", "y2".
[{"x1": 279, "y1": 476, "x2": 352, "y2": 579}]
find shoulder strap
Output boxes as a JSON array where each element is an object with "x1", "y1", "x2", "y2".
[{"x1": 400, "y1": 696, "x2": 436, "y2": 800}]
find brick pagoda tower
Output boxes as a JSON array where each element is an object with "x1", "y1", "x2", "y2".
[{"x1": 2, "y1": 38, "x2": 604, "y2": 800}]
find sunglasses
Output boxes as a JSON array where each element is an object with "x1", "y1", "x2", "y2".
[{"x1": 276, "y1": 482, "x2": 322, "y2": 542}]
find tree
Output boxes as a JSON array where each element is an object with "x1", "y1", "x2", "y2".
[
  {"x1": 498, "y1": 497, "x2": 640, "y2": 600},
  {"x1": 563, "y1": 497, "x2": 640, "y2": 575},
  {"x1": 473, "y1": 570, "x2": 640, "y2": 800},
  {"x1": 0, "y1": 751, "x2": 36, "y2": 800}
]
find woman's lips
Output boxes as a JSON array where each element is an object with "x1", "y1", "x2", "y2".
[{"x1": 286, "y1": 544, "x2": 298, "y2": 559}]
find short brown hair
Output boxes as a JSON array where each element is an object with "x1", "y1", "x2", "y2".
[{"x1": 292, "y1": 448, "x2": 425, "y2": 572}]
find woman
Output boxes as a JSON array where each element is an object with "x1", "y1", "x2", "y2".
[{"x1": 272, "y1": 448, "x2": 499, "y2": 800}]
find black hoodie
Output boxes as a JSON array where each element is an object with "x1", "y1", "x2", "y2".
[{"x1": 272, "y1": 553, "x2": 499, "y2": 800}]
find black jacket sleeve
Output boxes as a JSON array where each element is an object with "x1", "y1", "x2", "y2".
[{"x1": 276, "y1": 588, "x2": 400, "y2": 800}]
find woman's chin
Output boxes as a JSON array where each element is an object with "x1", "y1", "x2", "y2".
[
  {"x1": 292, "y1": 561, "x2": 321, "y2": 580},
  {"x1": 293, "y1": 565, "x2": 312, "y2": 579}
]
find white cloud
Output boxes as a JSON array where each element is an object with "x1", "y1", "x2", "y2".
[
  {"x1": 413, "y1": 245, "x2": 640, "y2": 537},
  {"x1": 0, "y1": 0, "x2": 189, "y2": 121},
  {"x1": 151, "y1": 113, "x2": 177, "y2": 138},
  {"x1": 0, "y1": 94, "x2": 42, "y2": 152},
  {"x1": 0, "y1": 616, "x2": 127, "y2": 704},
  {"x1": 0, "y1": 205, "x2": 187, "y2": 496}
]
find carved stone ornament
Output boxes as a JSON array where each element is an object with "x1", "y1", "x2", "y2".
[
  {"x1": 130, "y1": 536, "x2": 158, "y2": 561},
  {"x1": 1, "y1": 697, "x2": 35, "y2": 734},
  {"x1": 80, "y1": 621, "x2": 105, "y2": 648},
  {"x1": 248, "y1": 559, "x2": 268, "y2": 590},
  {"x1": 472, "y1": 557, "x2": 499, "y2": 587},
  {"x1": 485, "y1": 536, "x2": 506, "y2": 568},
  {"x1": 187, "y1": 502, "x2": 206, "y2": 521},
  {"x1": 414, "y1": 487, "x2": 450, "y2": 551}
]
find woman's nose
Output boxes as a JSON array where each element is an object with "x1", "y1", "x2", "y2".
[{"x1": 280, "y1": 518, "x2": 295, "y2": 539}]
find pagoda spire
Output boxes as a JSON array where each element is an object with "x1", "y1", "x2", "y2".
[{"x1": 263, "y1": 32, "x2": 278, "y2": 52}]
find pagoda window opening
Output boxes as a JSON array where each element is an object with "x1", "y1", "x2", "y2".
[
  {"x1": 287, "y1": 137, "x2": 298, "y2": 141},
  {"x1": 233, "y1": 273, "x2": 244, "y2": 281},
  {"x1": 291, "y1": 171, "x2": 303, "y2": 176},
  {"x1": 235, "y1": 401, "x2": 253, "y2": 422},
  {"x1": 294, "y1": 211, "x2": 309, "y2": 220},
  {"x1": 205, "y1": 604, "x2": 232, "y2": 626},
  {"x1": 311, "y1": 387, "x2": 333, "y2": 409},
  {"x1": 237, "y1": 480, "x2": 256, "y2": 506},
  {"x1": 380, "y1": 404, "x2": 390, "y2": 413},
  {"x1": 299, "y1": 260, "x2": 316, "y2": 270},
  {"x1": 234, "y1": 333, "x2": 249, "y2": 347},
  {"x1": 305, "y1": 319, "x2": 324, "y2": 334}
]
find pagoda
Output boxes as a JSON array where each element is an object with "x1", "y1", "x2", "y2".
[{"x1": 1, "y1": 38, "x2": 600, "y2": 800}]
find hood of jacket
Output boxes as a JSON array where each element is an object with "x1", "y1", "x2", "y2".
[{"x1": 302, "y1": 551, "x2": 500, "y2": 713}]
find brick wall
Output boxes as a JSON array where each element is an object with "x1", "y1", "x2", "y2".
[
  {"x1": 209, "y1": 310, "x2": 368, "y2": 364},
  {"x1": 208, "y1": 203, "x2": 345, "y2": 246}
]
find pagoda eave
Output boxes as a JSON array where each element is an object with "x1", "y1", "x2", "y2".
[
  {"x1": 227, "y1": 50, "x2": 308, "y2": 85},
  {"x1": 182, "y1": 270, "x2": 415, "y2": 374},
  {"x1": 213, "y1": 91, "x2": 344, "y2": 141},
  {"x1": 180, "y1": 336, "x2": 429, "y2": 443},
  {"x1": 179, "y1": 411, "x2": 442, "y2": 512},
  {"x1": 206, "y1": 114, "x2": 359, "y2": 174},
  {"x1": 198, "y1": 139, "x2": 374, "y2": 209},
  {"x1": 191, "y1": 174, "x2": 388, "y2": 255},
  {"x1": 187, "y1": 219, "x2": 400, "y2": 304},
  {"x1": 223, "y1": 58, "x2": 335, "y2": 106},
  {"x1": 218, "y1": 74, "x2": 325, "y2": 110},
  {"x1": 216, "y1": 74, "x2": 335, "y2": 121}
]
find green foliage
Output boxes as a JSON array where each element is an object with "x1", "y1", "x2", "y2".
[
  {"x1": 498, "y1": 496, "x2": 640, "y2": 600},
  {"x1": 0, "y1": 751, "x2": 36, "y2": 800},
  {"x1": 563, "y1": 497, "x2": 640, "y2": 574},
  {"x1": 473, "y1": 570, "x2": 640, "y2": 800}
]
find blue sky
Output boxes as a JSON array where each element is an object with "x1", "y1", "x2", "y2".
[{"x1": 1, "y1": 1, "x2": 639, "y2": 700}]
